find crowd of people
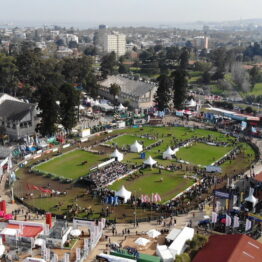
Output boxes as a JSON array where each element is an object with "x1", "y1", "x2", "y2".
[{"x1": 87, "y1": 162, "x2": 132, "y2": 188}]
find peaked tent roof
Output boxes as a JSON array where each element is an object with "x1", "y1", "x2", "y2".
[
  {"x1": 115, "y1": 186, "x2": 132, "y2": 203},
  {"x1": 245, "y1": 188, "x2": 258, "y2": 206},
  {"x1": 193, "y1": 234, "x2": 262, "y2": 262},
  {"x1": 111, "y1": 149, "x2": 123, "y2": 158},
  {"x1": 118, "y1": 103, "x2": 126, "y2": 110},
  {"x1": 144, "y1": 156, "x2": 157, "y2": 166},
  {"x1": 164, "y1": 147, "x2": 175, "y2": 155}
]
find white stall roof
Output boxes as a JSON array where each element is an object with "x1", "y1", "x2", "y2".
[{"x1": 166, "y1": 228, "x2": 182, "y2": 242}]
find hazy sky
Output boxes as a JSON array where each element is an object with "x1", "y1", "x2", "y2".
[{"x1": 1, "y1": 0, "x2": 262, "y2": 26}]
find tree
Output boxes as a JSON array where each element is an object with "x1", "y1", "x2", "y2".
[
  {"x1": 179, "y1": 48, "x2": 190, "y2": 70},
  {"x1": 154, "y1": 74, "x2": 172, "y2": 111},
  {"x1": 249, "y1": 66, "x2": 260, "y2": 89},
  {"x1": 109, "y1": 83, "x2": 121, "y2": 97},
  {"x1": 60, "y1": 83, "x2": 80, "y2": 132},
  {"x1": 173, "y1": 69, "x2": 188, "y2": 109},
  {"x1": 201, "y1": 71, "x2": 211, "y2": 84},
  {"x1": 0, "y1": 54, "x2": 18, "y2": 94},
  {"x1": 231, "y1": 62, "x2": 251, "y2": 92},
  {"x1": 118, "y1": 63, "x2": 129, "y2": 74},
  {"x1": 84, "y1": 46, "x2": 97, "y2": 56},
  {"x1": 36, "y1": 85, "x2": 60, "y2": 136},
  {"x1": 175, "y1": 253, "x2": 191, "y2": 262},
  {"x1": 100, "y1": 52, "x2": 117, "y2": 78}
]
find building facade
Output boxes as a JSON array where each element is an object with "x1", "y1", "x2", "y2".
[
  {"x1": 0, "y1": 94, "x2": 38, "y2": 140},
  {"x1": 103, "y1": 32, "x2": 126, "y2": 57}
]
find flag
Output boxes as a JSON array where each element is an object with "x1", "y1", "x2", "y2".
[
  {"x1": 26, "y1": 184, "x2": 32, "y2": 190},
  {"x1": 251, "y1": 126, "x2": 257, "y2": 133},
  {"x1": 156, "y1": 193, "x2": 161, "y2": 202},
  {"x1": 31, "y1": 185, "x2": 40, "y2": 191},
  {"x1": 245, "y1": 219, "x2": 252, "y2": 231},
  {"x1": 76, "y1": 248, "x2": 81, "y2": 260},
  {"x1": 233, "y1": 195, "x2": 238, "y2": 205},
  {"x1": 211, "y1": 212, "x2": 218, "y2": 223},
  {"x1": 39, "y1": 187, "x2": 52, "y2": 194},
  {"x1": 151, "y1": 193, "x2": 155, "y2": 203},
  {"x1": 140, "y1": 195, "x2": 145, "y2": 203},
  {"x1": 154, "y1": 193, "x2": 158, "y2": 202},
  {"x1": 226, "y1": 214, "x2": 232, "y2": 227},
  {"x1": 233, "y1": 216, "x2": 239, "y2": 228}
]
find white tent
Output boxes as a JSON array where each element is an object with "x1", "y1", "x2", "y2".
[
  {"x1": 110, "y1": 149, "x2": 124, "y2": 162},
  {"x1": 135, "y1": 237, "x2": 150, "y2": 246},
  {"x1": 144, "y1": 156, "x2": 157, "y2": 167},
  {"x1": 130, "y1": 140, "x2": 143, "y2": 153},
  {"x1": 185, "y1": 99, "x2": 197, "y2": 107},
  {"x1": 34, "y1": 238, "x2": 45, "y2": 247},
  {"x1": 156, "y1": 245, "x2": 173, "y2": 262},
  {"x1": 98, "y1": 253, "x2": 135, "y2": 262},
  {"x1": 0, "y1": 245, "x2": 5, "y2": 258},
  {"x1": 118, "y1": 104, "x2": 126, "y2": 111},
  {"x1": 163, "y1": 147, "x2": 175, "y2": 159},
  {"x1": 147, "y1": 229, "x2": 161, "y2": 238},
  {"x1": 0, "y1": 228, "x2": 18, "y2": 236},
  {"x1": 115, "y1": 186, "x2": 132, "y2": 203},
  {"x1": 245, "y1": 188, "x2": 258, "y2": 207},
  {"x1": 166, "y1": 228, "x2": 182, "y2": 243},
  {"x1": 70, "y1": 229, "x2": 81, "y2": 237},
  {"x1": 169, "y1": 227, "x2": 194, "y2": 258}
]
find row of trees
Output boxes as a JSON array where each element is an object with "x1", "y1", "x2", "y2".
[
  {"x1": 154, "y1": 48, "x2": 189, "y2": 110},
  {"x1": 0, "y1": 42, "x2": 99, "y2": 136}
]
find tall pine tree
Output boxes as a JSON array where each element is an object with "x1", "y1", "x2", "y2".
[
  {"x1": 173, "y1": 69, "x2": 188, "y2": 109},
  {"x1": 154, "y1": 74, "x2": 172, "y2": 111}
]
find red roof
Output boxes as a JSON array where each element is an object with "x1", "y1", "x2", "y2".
[
  {"x1": 193, "y1": 235, "x2": 262, "y2": 262},
  {"x1": 7, "y1": 224, "x2": 43, "y2": 238}
]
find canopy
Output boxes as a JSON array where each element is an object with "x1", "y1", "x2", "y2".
[
  {"x1": 34, "y1": 238, "x2": 45, "y2": 247},
  {"x1": 169, "y1": 227, "x2": 194, "y2": 258},
  {"x1": 98, "y1": 253, "x2": 135, "y2": 262},
  {"x1": 110, "y1": 149, "x2": 124, "y2": 162},
  {"x1": 115, "y1": 186, "x2": 132, "y2": 203},
  {"x1": 144, "y1": 156, "x2": 157, "y2": 167},
  {"x1": 147, "y1": 229, "x2": 161, "y2": 238},
  {"x1": 166, "y1": 228, "x2": 182, "y2": 243},
  {"x1": 156, "y1": 245, "x2": 173, "y2": 262},
  {"x1": 245, "y1": 188, "x2": 258, "y2": 207},
  {"x1": 118, "y1": 104, "x2": 126, "y2": 111},
  {"x1": 130, "y1": 140, "x2": 143, "y2": 153},
  {"x1": 163, "y1": 147, "x2": 175, "y2": 159},
  {"x1": 135, "y1": 237, "x2": 150, "y2": 246},
  {"x1": 70, "y1": 229, "x2": 81, "y2": 237},
  {"x1": 185, "y1": 99, "x2": 197, "y2": 107}
]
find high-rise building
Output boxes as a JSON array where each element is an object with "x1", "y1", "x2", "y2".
[
  {"x1": 103, "y1": 32, "x2": 126, "y2": 57},
  {"x1": 193, "y1": 36, "x2": 209, "y2": 50}
]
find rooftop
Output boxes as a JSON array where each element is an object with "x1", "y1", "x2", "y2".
[{"x1": 99, "y1": 75, "x2": 157, "y2": 97}]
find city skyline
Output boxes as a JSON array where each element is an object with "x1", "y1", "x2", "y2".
[{"x1": 1, "y1": 0, "x2": 262, "y2": 27}]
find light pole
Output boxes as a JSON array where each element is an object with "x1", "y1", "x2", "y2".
[{"x1": 134, "y1": 190, "x2": 137, "y2": 228}]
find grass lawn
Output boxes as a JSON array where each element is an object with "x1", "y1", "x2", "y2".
[
  {"x1": 176, "y1": 142, "x2": 233, "y2": 166},
  {"x1": 108, "y1": 168, "x2": 195, "y2": 202},
  {"x1": 243, "y1": 82, "x2": 262, "y2": 97},
  {"x1": 33, "y1": 150, "x2": 106, "y2": 179},
  {"x1": 107, "y1": 134, "x2": 156, "y2": 148}
]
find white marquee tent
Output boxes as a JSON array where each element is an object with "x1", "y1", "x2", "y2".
[
  {"x1": 147, "y1": 229, "x2": 161, "y2": 238},
  {"x1": 98, "y1": 253, "x2": 135, "y2": 262},
  {"x1": 169, "y1": 226, "x2": 194, "y2": 258},
  {"x1": 245, "y1": 188, "x2": 258, "y2": 207},
  {"x1": 110, "y1": 149, "x2": 124, "y2": 161},
  {"x1": 115, "y1": 186, "x2": 132, "y2": 203},
  {"x1": 156, "y1": 245, "x2": 173, "y2": 262},
  {"x1": 163, "y1": 147, "x2": 175, "y2": 159},
  {"x1": 130, "y1": 140, "x2": 143, "y2": 153},
  {"x1": 118, "y1": 104, "x2": 126, "y2": 111},
  {"x1": 135, "y1": 237, "x2": 150, "y2": 246},
  {"x1": 185, "y1": 99, "x2": 197, "y2": 108},
  {"x1": 144, "y1": 156, "x2": 157, "y2": 167}
]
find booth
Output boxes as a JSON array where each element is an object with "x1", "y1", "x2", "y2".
[
  {"x1": 130, "y1": 141, "x2": 143, "y2": 153},
  {"x1": 115, "y1": 186, "x2": 132, "y2": 203},
  {"x1": 156, "y1": 245, "x2": 173, "y2": 262},
  {"x1": 162, "y1": 147, "x2": 175, "y2": 160},
  {"x1": 110, "y1": 149, "x2": 124, "y2": 162},
  {"x1": 143, "y1": 156, "x2": 157, "y2": 167}
]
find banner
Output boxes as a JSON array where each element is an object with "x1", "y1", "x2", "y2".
[
  {"x1": 211, "y1": 212, "x2": 218, "y2": 223},
  {"x1": 84, "y1": 238, "x2": 89, "y2": 250},
  {"x1": 63, "y1": 253, "x2": 70, "y2": 262},
  {"x1": 214, "y1": 190, "x2": 230, "y2": 199},
  {"x1": 76, "y1": 248, "x2": 81, "y2": 261},
  {"x1": 226, "y1": 214, "x2": 232, "y2": 227},
  {"x1": 233, "y1": 216, "x2": 239, "y2": 228},
  {"x1": 245, "y1": 219, "x2": 252, "y2": 231},
  {"x1": 233, "y1": 195, "x2": 238, "y2": 205}
]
